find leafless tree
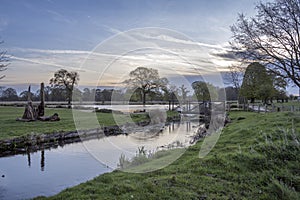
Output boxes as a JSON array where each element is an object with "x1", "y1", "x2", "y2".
[
  {"x1": 224, "y1": 64, "x2": 245, "y2": 92},
  {"x1": 231, "y1": 0, "x2": 300, "y2": 89}
]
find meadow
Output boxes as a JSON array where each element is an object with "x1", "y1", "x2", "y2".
[
  {"x1": 34, "y1": 111, "x2": 300, "y2": 199},
  {"x1": 0, "y1": 106, "x2": 178, "y2": 140}
]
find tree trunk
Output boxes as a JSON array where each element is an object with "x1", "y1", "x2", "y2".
[
  {"x1": 37, "y1": 82, "x2": 45, "y2": 117},
  {"x1": 68, "y1": 97, "x2": 71, "y2": 109},
  {"x1": 142, "y1": 91, "x2": 146, "y2": 106},
  {"x1": 67, "y1": 89, "x2": 72, "y2": 109}
]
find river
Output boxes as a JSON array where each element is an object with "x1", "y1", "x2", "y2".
[{"x1": 0, "y1": 119, "x2": 200, "y2": 200}]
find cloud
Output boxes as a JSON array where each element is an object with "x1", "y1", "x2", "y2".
[
  {"x1": 5, "y1": 29, "x2": 233, "y2": 88},
  {"x1": 134, "y1": 31, "x2": 228, "y2": 50},
  {"x1": 12, "y1": 47, "x2": 91, "y2": 55},
  {"x1": 10, "y1": 55, "x2": 67, "y2": 69},
  {"x1": 210, "y1": 50, "x2": 237, "y2": 61},
  {"x1": 47, "y1": 10, "x2": 75, "y2": 24}
]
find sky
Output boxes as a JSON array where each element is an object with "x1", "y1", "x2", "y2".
[{"x1": 1, "y1": 0, "x2": 297, "y2": 95}]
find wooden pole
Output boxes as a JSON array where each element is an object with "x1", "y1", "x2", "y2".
[{"x1": 37, "y1": 82, "x2": 45, "y2": 117}]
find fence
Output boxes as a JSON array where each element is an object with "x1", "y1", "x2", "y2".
[{"x1": 226, "y1": 101, "x2": 300, "y2": 113}]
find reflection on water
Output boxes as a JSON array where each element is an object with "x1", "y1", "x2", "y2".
[
  {"x1": 0, "y1": 121, "x2": 200, "y2": 199},
  {"x1": 26, "y1": 150, "x2": 45, "y2": 171},
  {"x1": 27, "y1": 151, "x2": 31, "y2": 167},
  {"x1": 41, "y1": 150, "x2": 45, "y2": 171},
  {"x1": 0, "y1": 143, "x2": 111, "y2": 200},
  {"x1": 82, "y1": 104, "x2": 170, "y2": 113},
  {"x1": 83, "y1": 121, "x2": 200, "y2": 170}
]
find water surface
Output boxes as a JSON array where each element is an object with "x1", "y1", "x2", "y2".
[{"x1": 0, "y1": 121, "x2": 199, "y2": 199}]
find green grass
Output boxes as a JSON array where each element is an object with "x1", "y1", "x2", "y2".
[
  {"x1": 0, "y1": 106, "x2": 76, "y2": 140},
  {"x1": 34, "y1": 111, "x2": 300, "y2": 200},
  {"x1": 0, "y1": 107, "x2": 180, "y2": 140},
  {"x1": 273, "y1": 101, "x2": 300, "y2": 106}
]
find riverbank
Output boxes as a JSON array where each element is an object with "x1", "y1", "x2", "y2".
[
  {"x1": 0, "y1": 106, "x2": 181, "y2": 156},
  {"x1": 35, "y1": 111, "x2": 300, "y2": 199}
]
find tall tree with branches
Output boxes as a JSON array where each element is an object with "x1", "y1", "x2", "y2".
[
  {"x1": 231, "y1": 0, "x2": 300, "y2": 91},
  {"x1": 124, "y1": 67, "x2": 168, "y2": 106},
  {"x1": 50, "y1": 69, "x2": 79, "y2": 108}
]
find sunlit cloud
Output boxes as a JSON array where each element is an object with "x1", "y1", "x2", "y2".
[{"x1": 3, "y1": 32, "x2": 238, "y2": 88}]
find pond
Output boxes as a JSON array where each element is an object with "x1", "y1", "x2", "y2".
[{"x1": 0, "y1": 120, "x2": 200, "y2": 200}]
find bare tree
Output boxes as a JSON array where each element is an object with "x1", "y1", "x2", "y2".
[
  {"x1": 224, "y1": 64, "x2": 245, "y2": 92},
  {"x1": 231, "y1": 0, "x2": 300, "y2": 90},
  {"x1": 0, "y1": 41, "x2": 9, "y2": 80},
  {"x1": 50, "y1": 69, "x2": 79, "y2": 108}
]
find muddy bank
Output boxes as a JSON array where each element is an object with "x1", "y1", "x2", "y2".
[{"x1": 0, "y1": 125, "x2": 126, "y2": 157}]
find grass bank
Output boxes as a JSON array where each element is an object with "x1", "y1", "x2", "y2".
[
  {"x1": 36, "y1": 111, "x2": 300, "y2": 199},
  {"x1": 0, "y1": 106, "x2": 179, "y2": 140}
]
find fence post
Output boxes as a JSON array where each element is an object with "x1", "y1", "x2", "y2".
[{"x1": 291, "y1": 105, "x2": 294, "y2": 112}]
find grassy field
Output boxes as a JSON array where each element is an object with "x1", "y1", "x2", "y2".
[
  {"x1": 273, "y1": 101, "x2": 300, "y2": 106},
  {"x1": 34, "y1": 111, "x2": 300, "y2": 200},
  {"x1": 0, "y1": 106, "x2": 178, "y2": 140}
]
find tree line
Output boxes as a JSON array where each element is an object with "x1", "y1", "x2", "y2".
[{"x1": 0, "y1": 65, "x2": 295, "y2": 105}]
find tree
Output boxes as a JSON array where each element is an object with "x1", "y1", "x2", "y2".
[
  {"x1": 124, "y1": 67, "x2": 168, "y2": 106},
  {"x1": 224, "y1": 65, "x2": 244, "y2": 91},
  {"x1": 19, "y1": 90, "x2": 35, "y2": 101},
  {"x1": 224, "y1": 86, "x2": 239, "y2": 101},
  {"x1": 192, "y1": 81, "x2": 218, "y2": 102},
  {"x1": 178, "y1": 84, "x2": 190, "y2": 102},
  {"x1": 162, "y1": 84, "x2": 178, "y2": 101},
  {"x1": 162, "y1": 84, "x2": 178, "y2": 110},
  {"x1": 231, "y1": 0, "x2": 300, "y2": 91},
  {"x1": 95, "y1": 89, "x2": 102, "y2": 102},
  {"x1": 72, "y1": 88, "x2": 83, "y2": 102},
  {"x1": 50, "y1": 69, "x2": 79, "y2": 108},
  {"x1": 274, "y1": 90, "x2": 288, "y2": 102},
  {"x1": 1, "y1": 87, "x2": 18, "y2": 101},
  {"x1": 49, "y1": 87, "x2": 66, "y2": 101},
  {"x1": 0, "y1": 41, "x2": 9, "y2": 80},
  {"x1": 240, "y1": 62, "x2": 274, "y2": 103},
  {"x1": 82, "y1": 88, "x2": 92, "y2": 101},
  {"x1": 102, "y1": 89, "x2": 113, "y2": 102}
]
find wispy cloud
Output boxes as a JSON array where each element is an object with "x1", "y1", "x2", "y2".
[
  {"x1": 5, "y1": 29, "x2": 236, "y2": 87},
  {"x1": 10, "y1": 55, "x2": 68, "y2": 69},
  {"x1": 134, "y1": 31, "x2": 228, "y2": 50},
  {"x1": 11, "y1": 47, "x2": 91, "y2": 55},
  {"x1": 47, "y1": 10, "x2": 75, "y2": 24}
]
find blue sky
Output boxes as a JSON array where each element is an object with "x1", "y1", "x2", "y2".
[
  {"x1": 0, "y1": 0, "x2": 257, "y2": 50},
  {"x1": 2, "y1": 0, "x2": 297, "y2": 95}
]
